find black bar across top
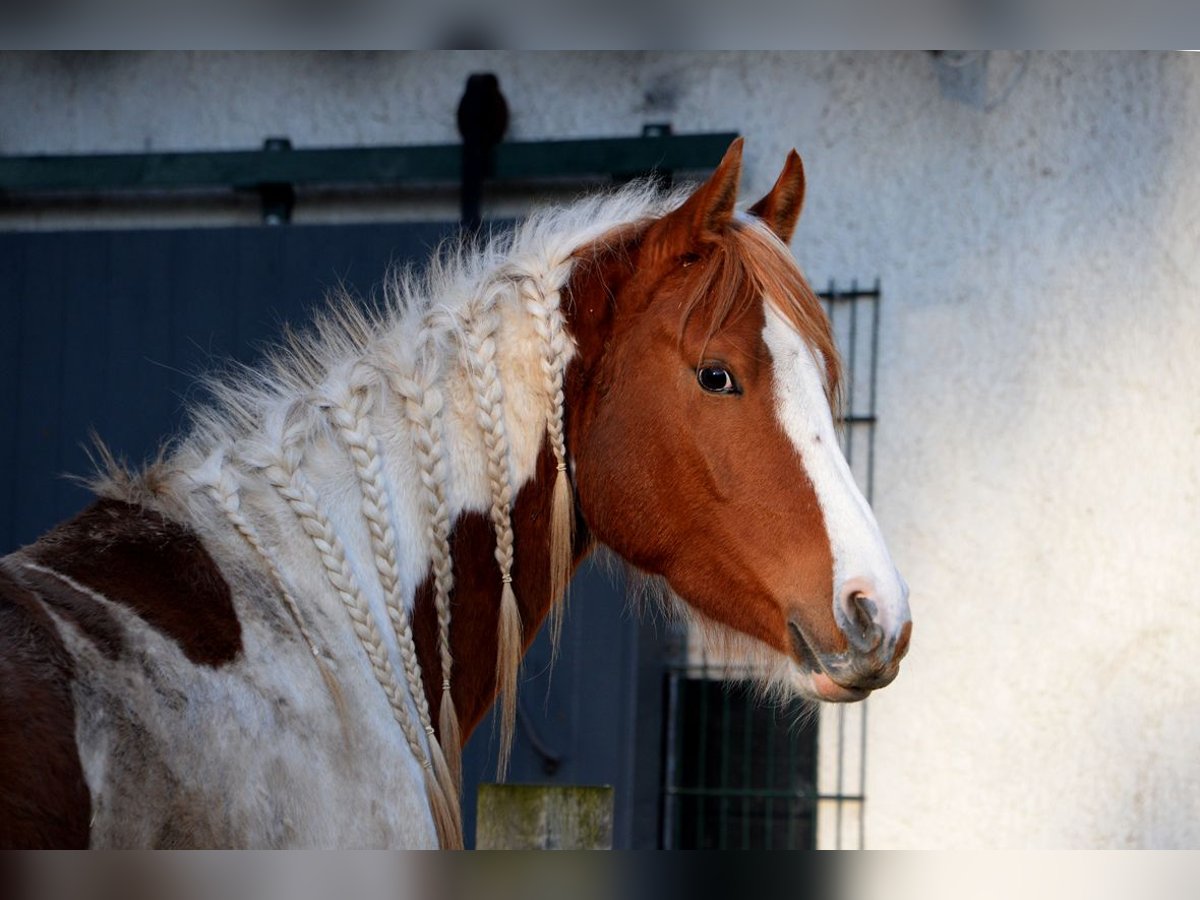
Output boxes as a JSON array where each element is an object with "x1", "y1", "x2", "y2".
[{"x1": 0, "y1": 132, "x2": 741, "y2": 196}]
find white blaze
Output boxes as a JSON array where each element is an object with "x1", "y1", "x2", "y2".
[{"x1": 762, "y1": 304, "x2": 910, "y2": 642}]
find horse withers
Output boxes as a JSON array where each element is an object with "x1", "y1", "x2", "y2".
[{"x1": 0, "y1": 139, "x2": 910, "y2": 848}]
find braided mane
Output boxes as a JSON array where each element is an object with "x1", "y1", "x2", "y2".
[
  {"x1": 92, "y1": 179, "x2": 682, "y2": 849},
  {"x1": 88, "y1": 167, "x2": 844, "y2": 849}
]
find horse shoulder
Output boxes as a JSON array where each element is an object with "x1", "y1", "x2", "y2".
[{"x1": 24, "y1": 498, "x2": 243, "y2": 667}]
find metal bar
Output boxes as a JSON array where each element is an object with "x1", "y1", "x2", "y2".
[
  {"x1": 764, "y1": 701, "x2": 776, "y2": 848},
  {"x1": 698, "y1": 654, "x2": 710, "y2": 845},
  {"x1": 859, "y1": 701, "x2": 869, "y2": 849},
  {"x1": 741, "y1": 687, "x2": 752, "y2": 849},
  {"x1": 867, "y1": 279, "x2": 882, "y2": 500},
  {"x1": 665, "y1": 786, "x2": 848, "y2": 801},
  {"x1": 834, "y1": 280, "x2": 853, "y2": 852},
  {"x1": 825, "y1": 279, "x2": 841, "y2": 450},
  {"x1": 718, "y1": 684, "x2": 731, "y2": 847},
  {"x1": 835, "y1": 704, "x2": 846, "y2": 849},
  {"x1": 848, "y1": 279, "x2": 860, "y2": 458},
  {"x1": 858, "y1": 279, "x2": 882, "y2": 850},
  {"x1": 662, "y1": 671, "x2": 681, "y2": 849},
  {"x1": 786, "y1": 721, "x2": 797, "y2": 848},
  {"x1": 821, "y1": 287, "x2": 881, "y2": 302},
  {"x1": 0, "y1": 132, "x2": 741, "y2": 196},
  {"x1": 656, "y1": 278, "x2": 883, "y2": 851}
]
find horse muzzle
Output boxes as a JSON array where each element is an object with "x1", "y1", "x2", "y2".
[{"x1": 788, "y1": 576, "x2": 912, "y2": 702}]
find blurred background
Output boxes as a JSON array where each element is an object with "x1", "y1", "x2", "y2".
[{"x1": 1, "y1": 51, "x2": 1197, "y2": 849}]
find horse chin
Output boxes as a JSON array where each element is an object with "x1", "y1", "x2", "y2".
[
  {"x1": 804, "y1": 671, "x2": 872, "y2": 703},
  {"x1": 663, "y1": 586, "x2": 872, "y2": 704},
  {"x1": 786, "y1": 620, "x2": 872, "y2": 703}
]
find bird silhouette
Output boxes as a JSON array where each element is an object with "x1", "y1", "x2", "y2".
[{"x1": 457, "y1": 73, "x2": 509, "y2": 234}]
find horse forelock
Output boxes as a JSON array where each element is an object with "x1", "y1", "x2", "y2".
[{"x1": 674, "y1": 219, "x2": 842, "y2": 412}]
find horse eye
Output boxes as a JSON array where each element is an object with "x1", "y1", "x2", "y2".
[{"x1": 697, "y1": 365, "x2": 739, "y2": 394}]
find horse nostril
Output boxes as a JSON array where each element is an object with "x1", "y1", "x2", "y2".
[
  {"x1": 850, "y1": 592, "x2": 874, "y2": 635},
  {"x1": 837, "y1": 580, "x2": 884, "y2": 653}
]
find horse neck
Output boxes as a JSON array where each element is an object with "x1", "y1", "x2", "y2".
[
  {"x1": 154, "y1": 187, "x2": 675, "y2": 748},
  {"x1": 160, "y1": 275, "x2": 575, "y2": 752},
  {"x1": 410, "y1": 232, "x2": 650, "y2": 740},
  {"x1": 409, "y1": 437, "x2": 586, "y2": 740}
]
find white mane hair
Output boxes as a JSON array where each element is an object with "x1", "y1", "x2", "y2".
[
  {"x1": 169, "y1": 179, "x2": 680, "y2": 469},
  {"x1": 92, "y1": 178, "x2": 688, "y2": 849}
]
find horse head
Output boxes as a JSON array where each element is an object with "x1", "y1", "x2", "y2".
[{"x1": 565, "y1": 139, "x2": 911, "y2": 702}]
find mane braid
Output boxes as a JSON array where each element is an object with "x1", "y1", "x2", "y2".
[
  {"x1": 325, "y1": 375, "x2": 463, "y2": 848},
  {"x1": 462, "y1": 290, "x2": 522, "y2": 782},
  {"x1": 375, "y1": 349, "x2": 463, "y2": 791},
  {"x1": 198, "y1": 457, "x2": 349, "y2": 733},
  {"x1": 515, "y1": 258, "x2": 576, "y2": 655},
  {"x1": 260, "y1": 419, "x2": 459, "y2": 849}
]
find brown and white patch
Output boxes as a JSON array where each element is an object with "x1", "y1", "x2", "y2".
[{"x1": 24, "y1": 499, "x2": 242, "y2": 668}]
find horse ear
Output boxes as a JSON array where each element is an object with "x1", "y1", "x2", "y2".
[
  {"x1": 747, "y1": 150, "x2": 806, "y2": 244},
  {"x1": 655, "y1": 137, "x2": 744, "y2": 251}
]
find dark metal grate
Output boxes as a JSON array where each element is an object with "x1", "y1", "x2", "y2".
[
  {"x1": 659, "y1": 279, "x2": 883, "y2": 850},
  {"x1": 661, "y1": 659, "x2": 820, "y2": 850}
]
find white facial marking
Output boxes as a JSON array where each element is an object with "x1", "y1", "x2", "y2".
[{"x1": 762, "y1": 304, "x2": 911, "y2": 650}]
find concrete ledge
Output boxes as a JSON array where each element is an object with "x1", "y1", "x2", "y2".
[{"x1": 476, "y1": 784, "x2": 614, "y2": 850}]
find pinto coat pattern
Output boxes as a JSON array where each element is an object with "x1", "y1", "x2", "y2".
[{"x1": 0, "y1": 142, "x2": 911, "y2": 848}]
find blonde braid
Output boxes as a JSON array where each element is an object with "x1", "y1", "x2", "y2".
[
  {"x1": 463, "y1": 294, "x2": 522, "y2": 782},
  {"x1": 517, "y1": 259, "x2": 576, "y2": 654},
  {"x1": 207, "y1": 460, "x2": 324, "y2": 662},
  {"x1": 202, "y1": 459, "x2": 349, "y2": 731},
  {"x1": 327, "y1": 378, "x2": 462, "y2": 846},
  {"x1": 262, "y1": 416, "x2": 460, "y2": 848},
  {"x1": 375, "y1": 351, "x2": 462, "y2": 791}
]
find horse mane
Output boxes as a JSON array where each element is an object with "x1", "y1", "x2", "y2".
[
  {"x1": 183, "y1": 183, "x2": 686, "y2": 469},
  {"x1": 91, "y1": 184, "x2": 834, "y2": 500},
  {"x1": 84, "y1": 179, "x2": 685, "y2": 847}
]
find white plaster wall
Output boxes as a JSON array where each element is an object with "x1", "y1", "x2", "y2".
[{"x1": 4, "y1": 51, "x2": 1199, "y2": 848}]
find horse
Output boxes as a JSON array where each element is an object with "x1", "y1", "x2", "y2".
[{"x1": 0, "y1": 139, "x2": 911, "y2": 848}]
